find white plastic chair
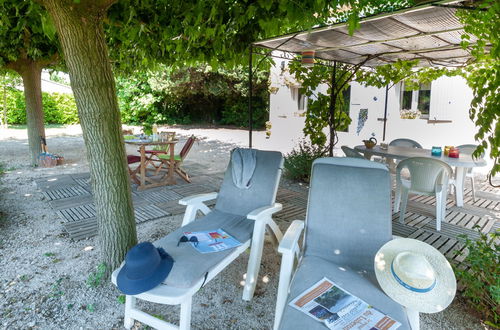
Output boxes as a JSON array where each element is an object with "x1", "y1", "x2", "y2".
[
  {"x1": 341, "y1": 145, "x2": 365, "y2": 159},
  {"x1": 385, "y1": 139, "x2": 423, "y2": 173},
  {"x1": 393, "y1": 157, "x2": 453, "y2": 231},
  {"x1": 389, "y1": 138, "x2": 423, "y2": 149},
  {"x1": 112, "y1": 149, "x2": 284, "y2": 330},
  {"x1": 450, "y1": 144, "x2": 483, "y2": 202}
]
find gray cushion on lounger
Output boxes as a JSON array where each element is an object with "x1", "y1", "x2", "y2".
[
  {"x1": 278, "y1": 256, "x2": 411, "y2": 330},
  {"x1": 154, "y1": 149, "x2": 283, "y2": 289}
]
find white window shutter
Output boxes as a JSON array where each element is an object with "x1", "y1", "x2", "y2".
[
  {"x1": 290, "y1": 86, "x2": 298, "y2": 101},
  {"x1": 429, "y1": 76, "x2": 454, "y2": 121}
]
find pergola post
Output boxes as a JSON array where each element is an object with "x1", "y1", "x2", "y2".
[
  {"x1": 383, "y1": 85, "x2": 389, "y2": 141},
  {"x1": 248, "y1": 45, "x2": 253, "y2": 149}
]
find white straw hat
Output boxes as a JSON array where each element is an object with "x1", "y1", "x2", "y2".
[{"x1": 374, "y1": 238, "x2": 456, "y2": 313}]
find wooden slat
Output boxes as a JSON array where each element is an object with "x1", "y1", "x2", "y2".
[
  {"x1": 475, "y1": 191, "x2": 500, "y2": 202},
  {"x1": 392, "y1": 221, "x2": 417, "y2": 237},
  {"x1": 135, "y1": 189, "x2": 183, "y2": 204},
  {"x1": 42, "y1": 186, "x2": 90, "y2": 201},
  {"x1": 172, "y1": 184, "x2": 217, "y2": 197}
]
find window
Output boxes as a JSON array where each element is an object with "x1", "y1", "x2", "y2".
[
  {"x1": 400, "y1": 82, "x2": 432, "y2": 117},
  {"x1": 417, "y1": 82, "x2": 431, "y2": 114},
  {"x1": 291, "y1": 87, "x2": 307, "y2": 111},
  {"x1": 298, "y1": 90, "x2": 307, "y2": 111}
]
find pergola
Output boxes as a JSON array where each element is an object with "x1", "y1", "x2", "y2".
[{"x1": 248, "y1": 0, "x2": 486, "y2": 146}]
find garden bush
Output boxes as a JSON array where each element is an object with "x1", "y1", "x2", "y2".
[
  {"x1": 4, "y1": 88, "x2": 78, "y2": 125},
  {"x1": 455, "y1": 228, "x2": 499, "y2": 327},
  {"x1": 116, "y1": 65, "x2": 269, "y2": 128},
  {"x1": 283, "y1": 140, "x2": 327, "y2": 183}
]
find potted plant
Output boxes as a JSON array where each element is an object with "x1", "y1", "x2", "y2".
[{"x1": 400, "y1": 109, "x2": 422, "y2": 119}]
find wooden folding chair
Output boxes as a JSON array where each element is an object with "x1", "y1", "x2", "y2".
[
  {"x1": 127, "y1": 155, "x2": 141, "y2": 184},
  {"x1": 142, "y1": 131, "x2": 176, "y2": 170},
  {"x1": 157, "y1": 135, "x2": 196, "y2": 183}
]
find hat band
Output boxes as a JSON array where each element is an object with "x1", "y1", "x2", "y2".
[{"x1": 391, "y1": 261, "x2": 436, "y2": 293}]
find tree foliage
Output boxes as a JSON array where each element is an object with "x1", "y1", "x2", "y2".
[
  {"x1": 116, "y1": 65, "x2": 269, "y2": 128},
  {"x1": 289, "y1": 60, "x2": 354, "y2": 156},
  {"x1": 0, "y1": 0, "x2": 60, "y2": 165},
  {"x1": 457, "y1": 1, "x2": 500, "y2": 177},
  {"x1": 0, "y1": 0, "x2": 58, "y2": 66},
  {"x1": 105, "y1": 0, "x2": 410, "y2": 71}
]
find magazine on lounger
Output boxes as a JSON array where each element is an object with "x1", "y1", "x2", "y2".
[
  {"x1": 183, "y1": 228, "x2": 241, "y2": 253},
  {"x1": 289, "y1": 277, "x2": 401, "y2": 330}
]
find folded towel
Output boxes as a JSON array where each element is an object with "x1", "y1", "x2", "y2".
[{"x1": 231, "y1": 148, "x2": 257, "y2": 189}]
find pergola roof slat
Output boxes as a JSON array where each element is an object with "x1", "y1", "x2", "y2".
[{"x1": 253, "y1": 0, "x2": 486, "y2": 67}]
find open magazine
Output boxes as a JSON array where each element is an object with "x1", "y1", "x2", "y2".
[
  {"x1": 289, "y1": 277, "x2": 400, "y2": 330},
  {"x1": 183, "y1": 229, "x2": 241, "y2": 253}
]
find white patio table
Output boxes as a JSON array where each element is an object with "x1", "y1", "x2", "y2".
[{"x1": 354, "y1": 145, "x2": 486, "y2": 207}]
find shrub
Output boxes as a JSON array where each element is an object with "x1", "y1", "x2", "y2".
[
  {"x1": 116, "y1": 65, "x2": 269, "y2": 128},
  {"x1": 4, "y1": 88, "x2": 26, "y2": 124},
  {"x1": 283, "y1": 140, "x2": 327, "y2": 183},
  {"x1": 4, "y1": 88, "x2": 79, "y2": 125},
  {"x1": 455, "y1": 228, "x2": 500, "y2": 327},
  {"x1": 51, "y1": 93, "x2": 79, "y2": 124}
]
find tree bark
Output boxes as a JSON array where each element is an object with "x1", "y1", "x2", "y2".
[
  {"x1": 11, "y1": 62, "x2": 47, "y2": 166},
  {"x1": 42, "y1": 0, "x2": 137, "y2": 269},
  {"x1": 328, "y1": 62, "x2": 337, "y2": 157},
  {"x1": 1, "y1": 76, "x2": 7, "y2": 128}
]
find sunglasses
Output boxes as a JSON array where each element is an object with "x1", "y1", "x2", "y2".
[{"x1": 177, "y1": 235, "x2": 199, "y2": 247}]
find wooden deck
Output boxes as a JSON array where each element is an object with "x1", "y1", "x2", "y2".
[{"x1": 36, "y1": 167, "x2": 499, "y2": 268}]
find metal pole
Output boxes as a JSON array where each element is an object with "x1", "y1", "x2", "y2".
[
  {"x1": 248, "y1": 45, "x2": 253, "y2": 148},
  {"x1": 383, "y1": 84, "x2": 389, "y2": 141}
]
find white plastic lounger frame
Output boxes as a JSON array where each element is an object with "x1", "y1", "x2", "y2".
[{"x1": 112, "y1": 192, "x2": 283, "y2": 329}]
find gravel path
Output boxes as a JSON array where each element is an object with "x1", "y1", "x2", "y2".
[{"x1": 0, "y1": 125, "x2": 488, "y2": 329}]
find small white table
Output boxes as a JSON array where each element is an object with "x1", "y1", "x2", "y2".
[{"x1": 354, "y1": 145, "x2": 486, "y2": 207}]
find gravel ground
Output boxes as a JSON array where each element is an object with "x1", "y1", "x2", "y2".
[{"x1": 0, "y1": 125, "x2": 489, "y2": 329}]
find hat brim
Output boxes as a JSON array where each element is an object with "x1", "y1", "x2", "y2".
[
  {"x1": 117, "y1": 249, "x2": 174, "y2": 295},
  {"x1": 374, "y1": 238, "x2": 456, "y2": 313}
]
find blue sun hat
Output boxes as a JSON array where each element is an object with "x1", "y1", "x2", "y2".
[{"x1": 117, "y1": 242, "x2": 174, "y2": 295}]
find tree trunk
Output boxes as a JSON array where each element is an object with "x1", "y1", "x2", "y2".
[
  {"x1": 328, "y1": 62, "x2": 337, "y2": 157},
  {"x1": 1, "y1": 76, "x2": 7, "y2": 128},
  {"x1": 43, "y1": 0, "x2": 137, "y2": 269},
  {"x1": 18, "y1": 63, "x2": 46, "y2": 166}
]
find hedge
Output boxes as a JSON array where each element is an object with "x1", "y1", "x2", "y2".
[{"x1": 3, "y1": 88, "x2": 79, "y2": 125}]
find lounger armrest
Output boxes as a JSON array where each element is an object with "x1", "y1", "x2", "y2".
[
  {"x1": 179, "y1": 192, "x2": 218, "y2": 205},
  {"x1": 247, "y1": 203, "x2": 282, "y2": 221},
  {"x1": 274, "y1": 220, "x2": 305, "y2": 330},
  {"x1": 179, "y1": 192, "x2": 218, "y2": 226},
  {"x1": 278, "y1": 220, "x2": 304, "y2": 254}
]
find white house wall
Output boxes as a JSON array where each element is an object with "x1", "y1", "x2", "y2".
[{"x1": 267, "y1": 63, "x2": 492, "y2": 173}]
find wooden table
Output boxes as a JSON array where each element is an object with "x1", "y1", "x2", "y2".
[
  {"x1": 125, "y1": 139, "x2": 178, "y2": 190},
  {"x1": 355, "y1": 145, "x2": 487, "y2": 207}
]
